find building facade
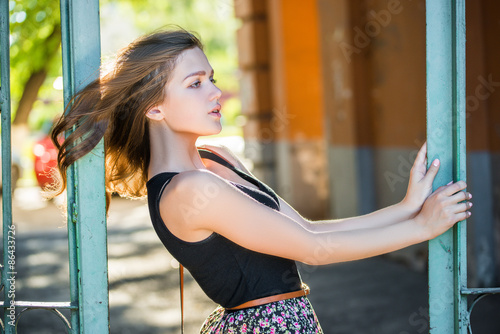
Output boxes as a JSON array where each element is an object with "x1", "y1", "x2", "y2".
[{"x1": 235, "y1": 0, "x2": 500, "y2": 286}]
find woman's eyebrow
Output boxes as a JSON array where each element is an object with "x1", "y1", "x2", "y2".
[{"x1": 183, "y1": 69, "x2": 214, "y2": 81}]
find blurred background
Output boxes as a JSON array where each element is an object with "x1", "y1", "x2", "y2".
[{"x1": 2, "y1": 0, "x2": 500, "y2": 333}]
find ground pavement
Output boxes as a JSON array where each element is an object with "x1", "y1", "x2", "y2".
[{"x1": 5, "y1": 189, "x2": 500, "y2": 333}]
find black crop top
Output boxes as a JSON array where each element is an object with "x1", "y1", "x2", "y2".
[{"x1": 146, "y1": 148, "x2": 303, "y2": 308}]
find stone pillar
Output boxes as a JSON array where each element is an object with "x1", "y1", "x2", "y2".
[
  {"x1": 267, "y1": 0, "x2": 329, "y2": 219},
  {"x1": 235, "y1": 0, "x2": 277, "y2": 188}
]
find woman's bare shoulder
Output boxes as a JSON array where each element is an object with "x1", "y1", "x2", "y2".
[
  {"x1": 198, "y1": 144, "x2": 251, "y2": 173},
  {"x1": 166, "y1": 168, "x2": 224, "y2": 192}
]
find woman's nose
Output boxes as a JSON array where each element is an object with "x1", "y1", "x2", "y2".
[{"x1": 210, "y1": 83, "x2": 222, "y2": 101}]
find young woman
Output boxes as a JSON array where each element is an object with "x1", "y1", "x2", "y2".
[{"x1": 51, "y1": 29, "x2": 472, "y2": 333}]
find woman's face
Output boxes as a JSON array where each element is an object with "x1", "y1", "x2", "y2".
[{"x1": 157, "y1": 47, "x2": 222, "y2": 136}]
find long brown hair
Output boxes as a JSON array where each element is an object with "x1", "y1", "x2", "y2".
[{"x1": 50, "y1": 29, "x2": 203, "y2": 204}]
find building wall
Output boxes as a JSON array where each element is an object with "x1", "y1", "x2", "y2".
[
  {"x1": 234, "y1": 0, "x2": 499, "y2": 282},
  {"x1": 236, "y1": 0, "x2": 329, "y2": 219},
  {"x1": 466, "y1": 0, "x2": 500, "y2": 286},
  {"x1": 483, "y1": 0, "x2": 500, "y2": 287},
  {"x1": 317, "y1": 0, "x2": 426, "y2": 220}
]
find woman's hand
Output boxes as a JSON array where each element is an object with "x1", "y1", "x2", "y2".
[
  {"x1": 414, "y1": 180, "x2": 472, "y2": 240},
  {"x1": 401, "y1": 142, "x2": 440, "y2": 214}
]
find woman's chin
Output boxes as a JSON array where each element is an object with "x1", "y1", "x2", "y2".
[
  {"x1": 200, "y1": 125, "x2": 223, "y2": 137},
  {"x1": 211, "y1": 124, "x2": 223, "y2": 135}
]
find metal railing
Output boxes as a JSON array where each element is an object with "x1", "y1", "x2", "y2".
[
  {"x1": 2, "y1": 0, "x2": 499, "y2": 332},
  {"x1": 427, "y1": 0, "x2": 499, "y2": 332},
  {"x1": 0, "y1": 0, "x2": 109, "y2": 332}
]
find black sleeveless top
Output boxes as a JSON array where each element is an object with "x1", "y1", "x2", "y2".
[{"x1": 146, "y1": 148, "x2": 302, "y2": 308}]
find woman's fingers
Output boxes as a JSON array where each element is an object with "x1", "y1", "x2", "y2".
[
  {"x1": 414, "y1": 142, "x2": 427, "y2": 166},
  {"x1": 451, "y1": 201, "x2": 472, "y2": 214},
  {"x1": 422, "y1": 159, "x2": 440, "y2": 184},
  {"x1": 448, "y1": 190, "x2": 471, "y2": 204},
  {"x1": 441, "y1": 180, "x2": 467, "y2": 196},
  {"x1": 455, "y1": 211, "x2": 471, "y2": 222}
]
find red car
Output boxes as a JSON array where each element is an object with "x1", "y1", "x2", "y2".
[{"x1": 33, "y1": 135, "x2": 58, "y2": 189}]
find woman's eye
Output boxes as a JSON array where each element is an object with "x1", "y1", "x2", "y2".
[
  {"x1": 189, "y1": 81, "x2": 201, "y2": 88},
  {"x1": 210, "y1": 78, "x2": 217, "y2": 84}
]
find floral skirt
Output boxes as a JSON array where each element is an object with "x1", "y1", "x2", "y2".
[{"x1": 199, "y1": 296, "x2": 323, "y2": 333}]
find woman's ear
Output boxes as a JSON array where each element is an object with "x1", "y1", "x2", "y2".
[{"x1": 145, "y1": 107, "x2": 165, "y2": 121}]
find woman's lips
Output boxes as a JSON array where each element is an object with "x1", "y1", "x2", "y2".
[
  {"x1": 209, "y1": 110, "x2": 221, "y2": 118},
  {"x1": 209, "y1": 103, "x2": 221, "y2": 118}
]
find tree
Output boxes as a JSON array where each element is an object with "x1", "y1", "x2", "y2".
[
  {"x1": 9, "y1": 0, "x2": 240, "y2": 131},
  {"x1": 100, "y1": 0, "x2": 239, "y2": 94},
  {"x1": 9, "y1": 0, "x2": 61, "y2": 127}
]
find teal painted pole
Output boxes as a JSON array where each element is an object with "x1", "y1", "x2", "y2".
[
  {"x1": 60, "y1": 0, "x2": 109, "y2": 333},
  {"x1": 59, "y1": 1, "x2": 79, "y2": 331},
  {"x1": 0, "y1": 0, "x2": 15, "y2": 332},
  {"x1": 426, "y1": 0, "x2": 467, "y2": 332},
  {"x1": 451, "y1": 1, "x2": 468, "y2": 332}
]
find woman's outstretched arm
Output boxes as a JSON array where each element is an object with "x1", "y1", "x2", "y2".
[
  {"x1": 279, "y1": 195, "x2": 422, "y2": 233},
  {"x1": 279, "y1": 143, "x2": 446, "y2": 232},
  {"x1": 298, "y1": 143, "x2": 470, "y2": 233},
  {"x1": 158, "y1": 169, "x2": 471, "y2": 266},
  {"x1": 310, "y1": 142, "x2": 436, "y2": 229},
  {"x1": 211, "y1": 142, "x2": 467, "y2": 234}
]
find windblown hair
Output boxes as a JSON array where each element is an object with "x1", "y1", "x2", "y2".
[{"x1": 50, "y1": 29, "x2": 203, "y2": 206}]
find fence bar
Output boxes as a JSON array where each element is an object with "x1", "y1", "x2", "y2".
[
  {"x1": 59, "y1": 0, "x2": 109, "y2": 333},
  {"x1": 426, "y1": 0, "x2": 467, "y2": 333},
  {"x1": 59, "y1": 1, "x2": 79, "y2": 331},
  {"x1": 0, "y1": 0, "x2": 15, "y2": 332},
  {"x1": 0, "y1": 302, "x2": 77, "y2": 310},
  {"x1": 461, "y1": 288, "x2": 500, "y2": 295}
]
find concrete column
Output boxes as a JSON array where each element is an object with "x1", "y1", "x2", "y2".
[
  {"x1": 235, "y1": 0, "x2": 277, "y2": 188},
  {"x1": 317, "y1": 0, "x2": 361, "y2": 219},
  {"x1": 477, "y1": 0, "x2": 500, "y2": 286},
  {"x1": 267, "y1": 0, "x2": 329, "y2": 219}
]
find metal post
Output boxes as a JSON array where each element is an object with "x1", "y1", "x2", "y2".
[
  {"x1": 0, "y1": 0, "x2": 15, "y2": 332},
  {"x1": 426, "y1": 0, "x2": 467, "y2": 332},
  {"x1": 60, "y1": 0, "x2": 109, "y2": 333}
]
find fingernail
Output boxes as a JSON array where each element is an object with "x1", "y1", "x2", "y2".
[
  {"x1": 468, "y1": 193, "x2": 472, "y2": 199},
  {"x1": 433, "y1": 159, "x2": 440, "y2": 167},
  {"x1": 447, "y1": 181, "x2": 453, "y2": 185},
  {"x1": 468, "y1": 202, "x2": 473, "y2": 208}
]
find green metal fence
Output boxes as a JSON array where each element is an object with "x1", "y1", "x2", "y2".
[
  {"x1": 0, "y1": 0, "x2": 109, "y2": 332},
  {"x1": 1, "y1": 0, "x2": 500, "y2": 332},
  {"x1": 426, "y1": 0, "x2": 500, "y2": 333},
  {"x1": 0, "y1": 0, "x2": 14, "y2": 329}
]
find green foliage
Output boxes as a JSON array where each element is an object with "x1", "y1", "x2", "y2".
[
  {"x1": 9, "y1": 0, "x2": 63, "y2": 125},
  {"x1": 100, "y1": 0, "x2": 242, "y2": 137},
  {"x1": 101, "y1": 0, "x2": 240, "y2": 94},
  {"x1": 10, "y1": 0, "x2": 241, "y2": 134}
]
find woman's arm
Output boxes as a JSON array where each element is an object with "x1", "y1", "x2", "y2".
[
  {"x1": 279, "y1": 196, "x2": 419, "y2": 233},
  {"x1": 309, "y1": 142, "x2": 447, "y2": 232},
  {"x1": 209, "y1": 142, "x2": 442, "y2": 234},
  {"x1": 160, "y1": 169, "x2": 470, "y2": 266}
]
